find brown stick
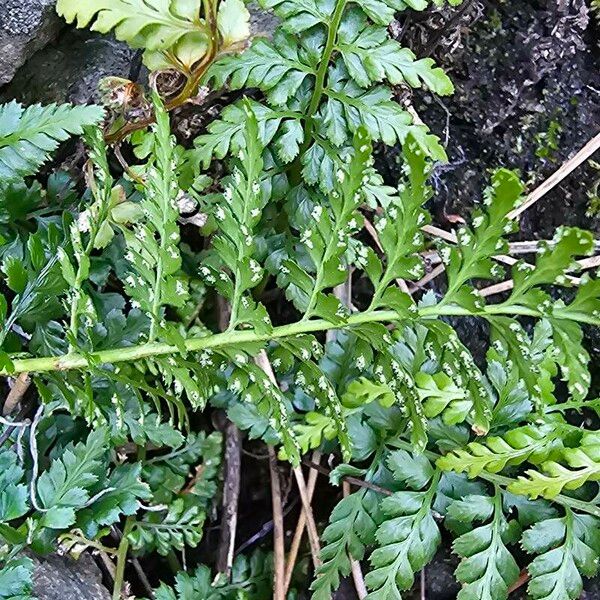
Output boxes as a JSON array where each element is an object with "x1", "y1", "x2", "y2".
[
  {"x1": 508, "y1": 569, "x2": 529, "y2": 594},
  {"x1": 3, "y1": 373, "x2": 31, "y2": 416},
  {"x1": 283, "y1": 451, "x2": 321, "y2": 592},
  {"x1": 255, "y1": 350, "x2": 323, "y2": 569},
  {"x1": 216, "y1": 421, "x2": 242, "y2": 577},
  {"x1": 343, "y1": 482, "x2": 368, "y2": 599},
  {"x1": 292, "y1": 466, "x2": 322, "y2": 567},
  {"x1": 508, "y1": 132, "x2": 600, "y2": 220},
  {"x1": 302, "y1": 460, "x2": 393, "y2": 497},
  {"x1": 268, "y1": 444, "x2": 286, "y2": 600},
  {"x1": 479, "y1": 254, "x2": 600, "y2": 298}
]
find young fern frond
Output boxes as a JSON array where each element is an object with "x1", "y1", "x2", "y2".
[
  {"x1": 438, "y1": 424, "x2": 566, "y2": 478},
  {"x1": 56, "y1": 0, "x2": 250, "y2": 70},
  {"x1": 510, "y1": 432, "x2": 600, "y2": 499}
]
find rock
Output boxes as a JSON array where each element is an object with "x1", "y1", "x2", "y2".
[
  {"x1": 29, "y1": 551, "x2": 110, "y2": 600},
  {"x1": 2, "y1": 28, "x2": 138, "y2": 106},
  {"x1": 249, "y1": 2, "x2": 279, "y2": 38},
  {"x1": 0, "y1": 0, "x2": 62, "y2": 87}
]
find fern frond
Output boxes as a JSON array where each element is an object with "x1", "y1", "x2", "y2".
[
  {"x1": 510, "y1": 432, "x2": 600, "y2": 499},
  {"x1": 311, "y1": 488, "x2": 379, "y2": 600},
  {"x1": 0, "y1": 101, "x2": 104, "y2": 185},
  {"x1": 122, "y1": 93, "x2": 188, "y2": 342},
  {"x1": 450, "y1": 489, "x2": 520, "y2": 600},
  {"x1": 522, "y1": 508, "x2": 600, "y2": 600},
  {"x1": 437, "y1": 424, "x2": 565, "y2": 478},
  {"x1": 364, "y1": 468, "x2": 441, "y2": 599}
]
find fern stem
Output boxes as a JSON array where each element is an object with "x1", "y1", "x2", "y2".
[
  {"x1": 294, "y1": 0, "x2": 348, "y2": 167},
  {"x1": 112, "y1": 516, "x2": 135, "y2": 600},
  {"x1": 5, "y1": 303, "x2": 587, "y2": 377}
]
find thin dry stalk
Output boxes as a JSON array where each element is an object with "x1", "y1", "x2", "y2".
[
  {"x1": 343, "y1": 482, "x2": 368, "y2": 599},
  {"x1": 3, "y1": 373, "x2": 31, "y2": 416},
  {"x1": 255, "y1": 351, "x2": 322, "y2": 569},
  {"x1": 216, "y1": 296, "x2": 242, "y2": 577},
  {"x1": 292, "y1": 465, "x2": 322, "y2": 568},
  {"x1": 480, "y1": 254, "x2": 600, "y2": 298},
  {"x1": 508, "y1": 132, "x2": 600, "y2": 220},
  {"x1": 409, "y1": 264, "x2": 445, "y2": 292},
  {"x1": 284, "y1": 451, "x2": 321, "y2": 592},
  {"x1": 268, "y1": 444, "x2": 286, "y2": 600},
  {"x1": 216, "y1": 421, "x2": 242, "y2": 577}
]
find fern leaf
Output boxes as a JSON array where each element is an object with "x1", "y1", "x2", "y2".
[
  {"x1": 0, "y1": 101, "x2": 104, "y2": 185},
  {"x1": 122, "y1": 93, "x2": 188, "y2": 341},
  {"x1": 258, "y1": 0, "x2": 331, "y2": 32},
  {"x1": 439, "y1": 169, "x2": 523, "y2": 310},
  {"x1": 522, "y1": 509, "x2": 600, "y2": 600},
  {"x1": 208, "y1": 33, "x2": 316, "y2": 106},
  {"x1": 311, "y1": 488, "x2": 378, "y2": 600},
  {"x1": 365, "y1": 470, "x2": 441, "y2": 599},
  {"x1": 193, "y1": 100, "x2": 300, "y2": 167},
  {"x1": 338, "y1": 18, "x2": 453, "y2": 94},
  {"x1": 129, "y1": 496, "x2": 205, "y2": 556},
  {"x1": 509, "y1": 432, "x2": 600, "y2": 499},
  {"x1": 0, "y1": 451, "x2": 28, "y2": 523},
  {"x1": 450, "y1": 490, "x2": 520, "y2": 600},
  {"x1": 0, "y1": 557, "x2": 34, "y2": 600},
  {"x1": 437, "y1": 424, "x2": 565, "y2": 478},
  {"x1": 206, "y1": 102, "x2": 271, "y2": 333},
  {"x1": 366, "y1": 135, "x2": 431, "y2": 308},
  {"x1": 35, "y1": 428, "x2": 109, "y2": 529},
  {"x1": 320, "y1": 72, "x2": 445, "y2": 159}
]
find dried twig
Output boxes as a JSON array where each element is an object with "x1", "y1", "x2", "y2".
[
  {"x1": 268, "y1": 444, "x2": 286, "y2": 600},
  {"x1": 256, "y1": 351, "x2": 323, "y2": 569},
  {"x1": 3, "y1": 372, "x2": 31, "y2": 416},
  {"x1": 343, "y1": 482, "x2": 368, "y2": 599},
  {"x1": 284, "y1": 451, "x2": 321, "y2": 592},
  {"x1": 508, "y1": 132, "x2": 600, "y2": 220},
  {"x1": 216, "y1": 420, "x2": 242, "y2": 577},
  {"x1": 508, "y1": 569, "x2": 530, "y2": 594},
  {"x1": 302, "y1": 460, "x2": 392, "y2": 497},
  {"x1": 480, "y1": 254, "x2": 600, "y2": 298}
]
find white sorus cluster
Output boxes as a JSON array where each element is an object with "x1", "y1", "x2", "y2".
[
  {"x1": 458, "y1": 229, "x2": 472, "y2": 246},
  {"x1": 439, "y1": 246, "x2": 451, "y2": 264},
  {"x1": 77, "y1": 210, "x2": 92, "y2": 233},
  {"x1": 472, "y1": 215, "x2": 484, "y2": 229},
  {"x1": 200, "y1": 266, "x2": 216, "y2": 285},
  {"x1": 375, "y1": 217, "x2": 387, "y2": 233},
  {"x1": 301, "y1": 228, "x2": 314, "y2": 249},
  {"x1": 249, "y1": 259, "x2": 262, "y2": 282}
]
